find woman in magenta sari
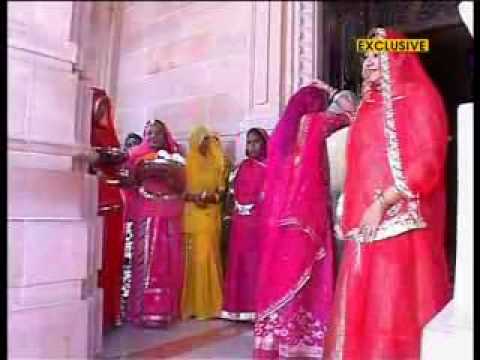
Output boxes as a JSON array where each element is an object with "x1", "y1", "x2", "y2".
[
  {"x1": 254, "y1": 85, "x2": 355, "y2": 358},
  {"x1": 221, "y1": 128, "x2": 269, "y2": 322},
  {"x1": 120, "y1": 120, "x2": 186, "y2": 328}
]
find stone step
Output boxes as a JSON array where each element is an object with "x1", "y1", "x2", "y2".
[{"x1": 421, "y1": 301, "x2": 473, "y2": 360}]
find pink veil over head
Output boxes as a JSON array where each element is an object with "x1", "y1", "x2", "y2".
[
  {"x1": 246, "y1": 127, "x2": 270, "y2": 158},
  {"x1": 260, "y1": 85, "x2": 328, "y2": 232},
  {"x1": 128, "y1": 120, "x2": 181, "y2": 166},
  {"x1": 124, "y1": 120, "x2": 184, "y2": 216},
  {"x1": 256, "y1": 85, "x2": 334, "y2": 319}
]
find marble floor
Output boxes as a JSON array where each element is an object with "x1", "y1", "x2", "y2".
[{"x1": 99, "y1": 319, "x2": 253, "y2": 359}]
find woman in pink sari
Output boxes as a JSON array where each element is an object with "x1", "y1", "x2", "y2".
[
  {"x1": 221, "y1": 128, "x2": 269, "y2": 321},
  {"x1": 120, "y1": 120, "x2": 186, "y2": 328},
  {"x1": 254, "y1": 85, "x2": 354, "y2": 358}
]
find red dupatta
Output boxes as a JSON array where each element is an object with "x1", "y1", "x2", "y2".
[
  {"x1": 91, "y1": 88, "x2": 120, "y2": 148},
  {"x1": 90, "y1": 88, "x2": 122, "y2": 207},
  {"x1": 342, "y1": 28, "x2": 449, "y2": 243},
  {"x1": 324, "y1": 28, "x2": 451, "y2": 359},
  {"x1": 125, "y1": 120, "x2": 183, "y2": 218},
  {"x1": 128, "y1": 120, "x2": 181, "y2": 167}
]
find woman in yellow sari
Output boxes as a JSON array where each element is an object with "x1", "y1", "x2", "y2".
[{"x1": 182, "y1": 126, "x2": 227, "y2": 319}]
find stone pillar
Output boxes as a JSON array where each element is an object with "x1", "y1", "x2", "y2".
[
  {"x1": 7, "y1": 2, "x2": 119, "y2": 358},
  {"x1": 421, "y1": 103, "x2": 473, "y2": 359},
  {"x1": 421, "y1": 3, "x2": 473, "y2": 357}
]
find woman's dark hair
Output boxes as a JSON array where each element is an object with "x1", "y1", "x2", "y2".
[
  {"x1": 124, "y1": 132, "x2": 143, "y2": 148},
  {"x1": 247, "y1": 128, "x2": 267, "y2": 145},
  {"x1": 126, "y1": 132, "x2": 142, "y2": 141}
]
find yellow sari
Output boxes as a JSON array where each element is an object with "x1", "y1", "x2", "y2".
[{"x1": 181, "y1": 126, "x2": 227, "y2": 319}]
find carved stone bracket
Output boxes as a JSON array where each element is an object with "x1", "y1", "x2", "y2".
[
  {"x1": 293, "y1": 1, "x2": 318, "y2": 89},
  {"x1": 281, "y1": 1, "x2": 320, "y2": 109},
  {"x1": 240, "y1": 1, "x2": 324, "y2": 160}
]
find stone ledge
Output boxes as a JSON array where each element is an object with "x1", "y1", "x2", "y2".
[
  {"x1": 8, "y1": 36, "x2": 78, "y2": 65},
  {"x1": 8, "y1": 138, "x2": 91, "y2": 158},
  {"x1": 8, "y1": 280, "x2": 83, "y2": 312},
  {"x1": 7, "y1": 168, "x2": 97, "y2": 222}
]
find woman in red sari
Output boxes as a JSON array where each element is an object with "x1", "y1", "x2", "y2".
[
  {"x1": 90, "y1": 88, "x2": 126, "y2": 333},
  {"x1": 324, "y1": 28, "x2": 452, "y2": 360},
  {"x1": 121, "y1": 120, "x2": 186, "y2": 328},
  {"x1": 221, "y1": 128, "x2": 269, "y2": 322},
  {"x1": 254, "y1": 85, "x2": 354, "y2": 358}
]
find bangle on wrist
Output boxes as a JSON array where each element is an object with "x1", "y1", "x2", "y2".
[
  {"x1": 374, "y1": 190, "x2": 387, "y2": 210},
  {"x1": 329, "y1": 88, "x2": 339, "y2": 100}
]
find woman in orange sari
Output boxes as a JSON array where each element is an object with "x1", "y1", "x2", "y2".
[{"x1": 324, "y1": 28, "x2": 452, "y2": 359}]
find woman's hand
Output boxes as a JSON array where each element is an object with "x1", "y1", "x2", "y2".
[
  {"x1": 183, "y1": 192, "x2": 193, "y2": 202},
  {"x1": 310, "y1": 80, "x2": 337, "y2": 96},
  {"x1": 96, "y1": 148, "x2": 127, "y2": 165},
  {"x1": 357, "y1": 187, "x2": 404, "y2": 243},
  {"x1": 193, "y1": 193, "x2": 208, "y2": 208},
  {"x1": 358, "y1": 199, "x2": 385, "y2": 243},
  {"x1": 74, "y1": 150, "x2": 99, "y2": 170},
  {"x1": 140, "y1": 161, "x2": 171, "y2": 180},
  {"x1": 118, "y1": 169, "x2": 136, "y2": 187},
  {"x1": 184, "y1": 193, "x2": 205, "y2": 207}
]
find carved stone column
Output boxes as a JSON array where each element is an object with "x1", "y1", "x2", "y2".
[
  {"x1": 421, "y1": 4, "x2": 473, "y2": 358},
  {"x1": 240, "y1": 1, "x2": 322, "y2": 159},
  {"x1": 281, "y1": 1, "x2": 320, "y2": 108},
  {"x1": 420, "y1": 103, "x2": 473, "y2": 360}
]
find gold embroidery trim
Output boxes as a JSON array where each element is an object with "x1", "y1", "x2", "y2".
[
  {"x1": 258, "y1": 217, "x2": 326, "y2": 320},
  {"x1": 220, "y1": 311, "x2": 256, "y2": 321}
]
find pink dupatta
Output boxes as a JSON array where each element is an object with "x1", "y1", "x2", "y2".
[
  {"x1": 125, "y1": 121, "x2": 183, "y2": 217},
  {"x1": 128, "y1": 120, "x2": 181, "y2": 167},
  {"x1": 221, "y1": 129, "x2": 269, "y2": 320},
  {"x1": 257, "y1": 86, "x2": 335, "y2": 319},
  {"x1": 122, "y1": 121, "x2": 185, "y2": 327}
]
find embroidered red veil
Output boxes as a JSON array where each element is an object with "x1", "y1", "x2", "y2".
[{"x1": 324, "y1": 28, "x2": 452, "y2": 359}]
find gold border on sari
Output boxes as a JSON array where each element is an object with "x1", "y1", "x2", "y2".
[
  {"x1": 144, "y1": 217, "x2": 153, "y2": 288},
  {"x1": 120, "y1": 221, "x2": 135, "y2": 323},
  {"x1": 220, "y1": 311, "x2": 256, "y2": 321},
  {"x1": 258, "y1": 217, "x2": 326, "y2": 320},
  {"x1": 344, "y1": 197, "x2": 426, "y2": 243}
]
